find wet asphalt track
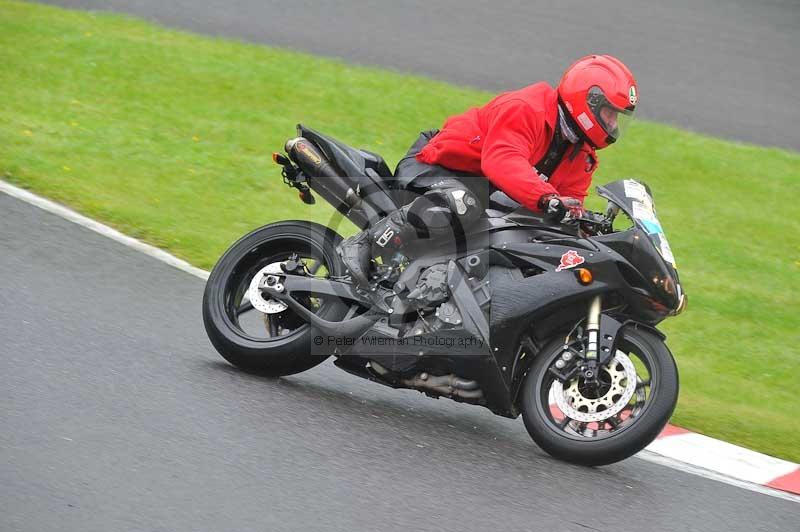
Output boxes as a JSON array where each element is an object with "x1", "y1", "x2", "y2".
[
  {"x1": 4, "y1": 2, "x2": 800, "y2": 530},
  {"x1": 38, "y1": 0, "x2": 800, "y2": 150},
  {"x1": 2, "y1": 194, "x2": 798, "y2": 531}
]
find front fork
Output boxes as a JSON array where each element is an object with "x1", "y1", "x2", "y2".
[
  {"x1": 578, "y1": 295, "x2": 623, "y2": 384},
  {"x1": 585, "y1": 295, "x2": 602, "y2": 363},
  {"x1": 578, "y1": 295, "x2": 603, "y2": 383}
]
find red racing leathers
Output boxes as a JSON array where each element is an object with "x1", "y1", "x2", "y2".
[{"x1": 416, "y1": 82, "x2": 598, "y2": 212}]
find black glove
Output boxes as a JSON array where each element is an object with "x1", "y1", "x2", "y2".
[{"x1": 538, "y1": 194, "x2": 586, "y2": 222}]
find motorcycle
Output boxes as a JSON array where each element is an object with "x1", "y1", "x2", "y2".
[{"x1": 202, "y1": 124, "x2": 686, "y2": 465}]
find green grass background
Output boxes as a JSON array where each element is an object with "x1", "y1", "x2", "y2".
[{"x1": 2, "y1": 1, "x2": 799, "y2": 461}]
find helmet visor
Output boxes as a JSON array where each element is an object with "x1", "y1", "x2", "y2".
[{"x1": 587, "y1": 86, "x2": 634, "y2": 144}]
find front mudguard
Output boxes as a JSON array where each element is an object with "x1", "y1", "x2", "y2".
[{"x1": 620, "y1": 319, "x2": 666, "y2": 341}]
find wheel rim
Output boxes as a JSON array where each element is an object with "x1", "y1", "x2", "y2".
[
  {"x1": 535, "y1": 334, "x2": 658, "y2": 441},
  {"x1": 221, "y1": 238, "x2": 333, "y2": 342}
]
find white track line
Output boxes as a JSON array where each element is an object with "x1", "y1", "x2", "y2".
[
  {"x1": 2, "y1": 178, "x2": 798, "y2": 503},
  {"x1": 1, "y1": 181, "x2": 208, "y2": 280}
]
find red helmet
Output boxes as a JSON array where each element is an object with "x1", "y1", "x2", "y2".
[{"x1": 557, "y1": 55, "x2": 638, "y2": 149}]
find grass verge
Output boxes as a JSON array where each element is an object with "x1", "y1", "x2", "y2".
[{"x1": 2, "y1": 1, "x2": 799, "y2": 461}]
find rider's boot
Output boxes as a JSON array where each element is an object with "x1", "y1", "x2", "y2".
[{"x1": 339, "y1": 207, "x2": 415, "y2": 290}]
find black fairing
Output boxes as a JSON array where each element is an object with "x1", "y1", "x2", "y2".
[{"x1": 334, "y1": 218, "x2": 675, "y2": 417}]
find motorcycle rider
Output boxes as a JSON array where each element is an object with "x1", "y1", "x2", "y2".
[{"x1": 340, "y1": 54, "x2": 638, "y2": 289}]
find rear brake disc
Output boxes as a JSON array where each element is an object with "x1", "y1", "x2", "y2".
[{"x1": 247, "y1": 262, "x2": 288, "y2": 314}]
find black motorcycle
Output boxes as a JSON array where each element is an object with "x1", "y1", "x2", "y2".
[{"x1": 202, "y1": 125, "x2": 686, "y2": 465}]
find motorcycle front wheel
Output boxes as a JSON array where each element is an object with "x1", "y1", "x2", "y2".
[
  {"x1": 202, "y1": 220, "x2": 347, "y2": 376},
  {"x1": 519, "y1": 327, "x2": 679, "y2": 466}
]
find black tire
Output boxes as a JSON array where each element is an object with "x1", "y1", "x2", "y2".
[
  {"x1": 202, "y1": 220, "x2": 347, "y2": 376},
  {"x1": 520, "y1": 327, "x2": 678, "y2": 466}
]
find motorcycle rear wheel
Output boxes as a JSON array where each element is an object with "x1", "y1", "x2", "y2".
[
  {"x1": 520, "y1": 327, "x2": 678, "y2": 466},
  {"x1": 202, "y1": 220, "x2": 347, "y2": 376}
]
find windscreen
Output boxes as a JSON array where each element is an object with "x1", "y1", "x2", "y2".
[{"x1": 619, "y1": 180, "x2": 676, "y2": 268}]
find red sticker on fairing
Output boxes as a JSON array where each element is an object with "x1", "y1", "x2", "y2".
[{"x1": 556, "y1": 250, "x2": 585, "y2": 272}]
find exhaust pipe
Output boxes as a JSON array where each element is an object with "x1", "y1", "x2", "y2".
[
  {"x1": 285, "y1": 137, "x2": 342, "y2": 180},
  {"x1": 371, "y1": 363, "x2": 484, "y2": 401},
  {"x1": 285, "y1": 137, "x2": 373, "y2": 228}
]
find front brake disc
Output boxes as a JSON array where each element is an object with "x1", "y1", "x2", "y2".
[{"x1": 551, "y1": 351, "x2": 638, "y2": 423}]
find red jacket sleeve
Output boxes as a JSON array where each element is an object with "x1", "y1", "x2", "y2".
[
  {"x1": 479, "y1": 99, "x2": 558, "y2": 212},
  {"x1": 553, "y1": 180, "x2": 590, "y2": 205}
]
